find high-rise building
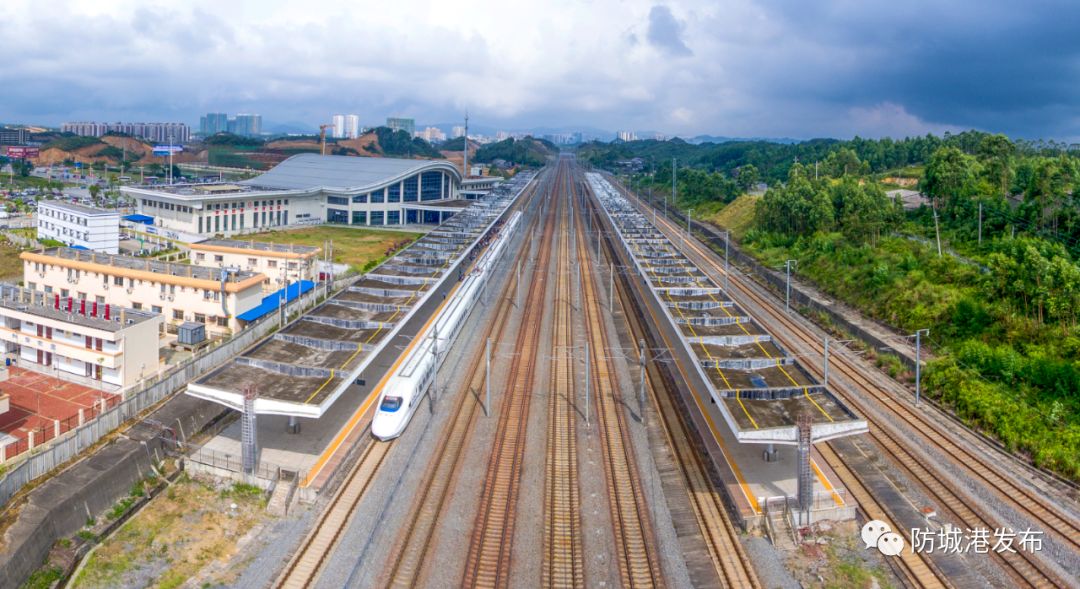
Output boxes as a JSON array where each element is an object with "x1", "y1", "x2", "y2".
[
  {"x1": 228, "y1": 114, "x2": 262, "y2": 138},
  {"x1": 61, "y1": 122, "x2": 191, "y2": 143},
  {"x1": 199, "y1": 113, "x2": 228, "y2": 136},
  {"x1": 332, "y1": 114, "x2": 361, "y2": 139},
  {"x1": 386, "y1": 117, "x2": 415, "y2": 136},
  {"x1": 451, "y1": 126, "x2": 466, "y2": 139},
  {"x1": 419, "y1": 127, "x2": 446, "y2": 143},
  {"x1": 617, "y1": 130, "x2": 637, "y2": 142},
  {"x1": 0, "y1": 127, "x2": 28, "y2": 145},
  {"x1": 345, "y1": 115, "x2": 360, "y2": 139}
]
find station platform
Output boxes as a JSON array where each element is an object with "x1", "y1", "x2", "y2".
[
  {"x1": 185, "y1": 173, "x2": 537, "y2": 493},
  {"x1": 187, "y1": 180, "x2": 529, "y2": 418},
  {"x1": 589, "y1": 172, "x2": 863, "y2": 528}
]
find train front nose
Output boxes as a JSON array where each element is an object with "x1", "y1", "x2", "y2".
[{"x1": 371, "y1": 396, "x2": 405, "y2": 440}]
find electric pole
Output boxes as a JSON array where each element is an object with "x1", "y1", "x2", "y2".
[
  {"x1": 785, "y1": 259, "x2": 797, "y2": 313},
  {"x1": 914, "y1": 329, "x2": 929, "y2": 406}
]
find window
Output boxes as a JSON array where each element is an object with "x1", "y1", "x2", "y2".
[
  {"x1": 267, "y1": 260, "x2": 277, "y2": 269},
  {"x1": 194, "y1": 313, "x2": 205, "y2": 323},
  {"x1": 370, "y1": 190, "x2": 384, "y2": 204},
  {"x1": 173, "y1": 309, "x2": 184, "y2": 320},
  {"x1": 421, "y1": 171, "x2": 443, "y2": 201},
  {"x1": 327, "y1": 196, "x2": 349, "y2": 206},
  {"x1": 61, "y1": 289, "x2": 69, "y2": 298},
  {"x1": 216, "y1": 316, "x2": 228, "y2": 327},
  {"x1": 327, "y1": 208, "x2": 349, "y2": 224},
  {"x1": 403, "y1": 177, "x2": 418, "y2": 202},
  {"x1": 96, "y1": 295, "x2": 105, "y2": 304},
  {"x1": 370, "y1": 211, "x2": 384, "y2": 225},
  {"x1": 27, "y1": 282, "x2": 35, "y2": 290},
  {"x1": 351, "y1": 211, "x2": 367, "y2": 225},
  {"x1": 132, "y1": 302, "x2": 142, "y2": 310},
  {"x1": 387, "y1": 211, "x2": 400, "y2": 225},
  {"x1": 196, "y1": 253, "x2": 205, "y2": 262},
  {"x1": 352, "y1": 194, "x2": 368, "y2": 204},
  {"x1": 387, "y1": 184, "x2": 401, "y2": 202},
  {"x1": 152, "y1": 305, "x2": 163, "y2": 313},
  {"x1": 214, "y1": 255, "x2": 223, "y2": 263},
  {"x1": 247, "y1": 258, "x2": 257, "y2": 267}
]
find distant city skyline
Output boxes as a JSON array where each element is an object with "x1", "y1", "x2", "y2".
[{"x1": 2, "y1": 0, "x2": 1078, "y2": 141}]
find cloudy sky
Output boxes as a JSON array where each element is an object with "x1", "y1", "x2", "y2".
[{"x1": 2, "y1": 0, "x2": 1078, "y2": 140}]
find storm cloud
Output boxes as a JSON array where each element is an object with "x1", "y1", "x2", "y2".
[{"x1": 0, "y1": 0, "x2": 1077, "y2": 140}]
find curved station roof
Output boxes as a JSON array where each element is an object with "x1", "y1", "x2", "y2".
[
  {"x1": 589, "y1": 172, "x2": 867, "y2": 445},
  {"x1": 241, "y1": 154, "x2": 462, "y2": 194}
]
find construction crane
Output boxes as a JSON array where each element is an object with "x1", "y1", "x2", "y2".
[{"x1": 319, "y1": 124, "x2": 333, "y2": 155}]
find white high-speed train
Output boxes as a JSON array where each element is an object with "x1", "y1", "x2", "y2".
[{"x1": 371, "y1": 211, "x2": 523, "y2": 441}]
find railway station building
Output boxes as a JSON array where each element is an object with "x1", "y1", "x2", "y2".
[{"x1": 120, "y1": 154, "x2": 465, "y2": 238}]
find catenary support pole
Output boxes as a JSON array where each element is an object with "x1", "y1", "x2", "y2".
[
  {"x1": 915, "y1": 329, "x2": 929, "y2": 406},
  {"x1": 823, "y1": 337, "x2": 830, "y2": 387},
  {"x1": 485, "y1": 337, "x2": 491, "y2": 417},
  {"x1": 638, "y1": 339, "x2": 646, "y2": 426},
  {"x1": 584, "y1": 342, "x2": 591, "y2": 427}
]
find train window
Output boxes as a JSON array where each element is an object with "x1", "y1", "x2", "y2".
[{"x1": 380, "y1": 396, "x2": 403, "y2": 412}]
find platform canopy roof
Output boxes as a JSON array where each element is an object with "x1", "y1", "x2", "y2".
[{"x1": 240, "y1": 154, "x2": 461, "y2": 194}]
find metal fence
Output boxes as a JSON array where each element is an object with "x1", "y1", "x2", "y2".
[
  {"x1": 186, "y1": 445, "x2": 305, "y2": 487},
  {"x1": 0, "y1": 284, "x2": 328, "y2": 508}
]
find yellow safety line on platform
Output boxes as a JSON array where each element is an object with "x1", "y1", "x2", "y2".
[{"x1": 812, "y1": 458, "x2": 846, "y2": 507}]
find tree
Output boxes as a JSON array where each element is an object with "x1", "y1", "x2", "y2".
[
  {"x1": 922, "y1": 146, "x2": 979, "y2": 213},
  {"x1": 978, "y1": 134, "x2": 1015, "y2": 198},
  {"x1": 88, "y1": 184, "x2": 101, "y2": 199},
  {"x1": 736, "y1": 164, "x2": 759, "y2": 192}
]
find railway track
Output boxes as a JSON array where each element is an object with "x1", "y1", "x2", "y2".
[
  {"x1": 277, "y1": 440, "x2": 391, "y2": 588},
  {"x1": 616, "y1": 180, "x2": 1079, "y2": 587},
  {"x1": 573, "y1": 169, "x2": 665, "y2": 588},
  {"x1": 275, "y1": 178, "x2": 541, "y2": 589},
  {"x1": 582, "y1": 174, "x2": 762, "y2": 588},
  {"x1": 380, "y1": 184, "x2": 546, "y2": 587},
  {"x1": 461, "y1": 169, "x2": 561, "y2": 588},
  {"x1": 542, "y1": 162, "x2": 585, "y2": 587}
]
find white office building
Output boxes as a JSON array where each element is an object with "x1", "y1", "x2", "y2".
[
  {"x1": 37, "y1": 201, "x2": 120, "y2": 254},
  {"x1": 332, "y1": 114, "x2": 361, "y2": 139}
]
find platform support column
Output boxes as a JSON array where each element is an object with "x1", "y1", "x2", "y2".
[
  {"x1": 796, "y1": 413, "x2": 813, "y2": 525},
  {"x1": 241, "y1": 384, "x2": 258, "y2": 478},
  {"x1": 485, "y1": 337, "x2": 491, "y2": 417},
  {"x1": 764, "y1": 443, "x2": 778, "y2": 462},
  {"x1": 638, "y1": 339, "x2": 647, "y2": 426},
  {"x1": 287, "y1": 415, "x2": 300, "y2": 434}
]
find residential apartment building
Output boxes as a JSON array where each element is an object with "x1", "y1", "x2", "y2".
[
  {"x1": 189, "y1": 239, "x2": 321, "y2": 289},
  {"x1": 21, "y1": 248, "x2": 266, "y2": 335},
  {"x1": 199, "y1": 113, "x2": 229, "y2": 135},
  {"x1": 60, "y1": 122, "x2": 191, "y2": 143},
  {"x1": 228, "y1": 114, "x2": 262, "y2": 138},
  {"x1": 0, "y1": 286, "x2": 161, "y2": 387},
  {"x1": 37, "y1": 201, "x2": 120, "y2": 254}
]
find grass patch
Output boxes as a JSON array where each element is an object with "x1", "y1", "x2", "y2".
[
  {"x1": 72, "y1": 477, "x2": 266, "y2": 589},
  {"x1": 0, "y1": 241, "x2": 26, "y2": 281},
  {"x1": 243, "y1": 225, "x2": 420, "y2": 272},
  {"x1": 20, "y1": 565, "x2": 64, "y2": 589},
  {"x1": 706, "y1": 194, "x2": 759, "y2": 239}
]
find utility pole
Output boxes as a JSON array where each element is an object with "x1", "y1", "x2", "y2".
[
  {"x1": 485, "y1": 337, "x2": 491, "y2": 417},
  {"x1": 978, "y1": 201, "x2": 983, "y2": 245},
  {"x1": 823, "y1": 337, "x2": 829, "y2": 387},
  {"x1": 687, "y1": 208, "x2": 693, "y2": 239},
  {"x1": 671, "y1": 158, "x2": 676, "y2": 210},
  {"x1": 722, "y1": 229, "x2": 730, "y2": 291},
  {"x1": 462, "y1": 111, "x2": 469, "y2": 179},
  {"x1": 608, "y1": 262, "x2": 614, "y2": 310},
  {"x1": 785, "y1": 259, "x2": 797, "y2": 313},
  {"x1": 584, "y1": 342, "x2": 591, "y2": 427},
  {"x1": 914, "y1": 329, "x2": 929, "y2": 406},
  {"x1": 933, "y1": 206, "x2": 943, "y2": 257},
  {"x1": 638, "y1": 338, "x2": 647, "y2": 426}
]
